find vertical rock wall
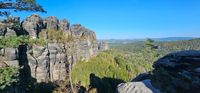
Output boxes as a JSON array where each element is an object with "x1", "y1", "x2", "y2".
[{"x1": 0, "y1": 14, "x2": 108, "y2": 83}]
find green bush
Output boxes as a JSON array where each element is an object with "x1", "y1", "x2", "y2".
[
  {"x1": 72, "y1": 51, "x2": 128, "y2": 87},
  {"x1": 0, "y1": 66, "x2": 19, "y2": 90}
]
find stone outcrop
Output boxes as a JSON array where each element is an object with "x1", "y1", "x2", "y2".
[
  {"x1": 98, "y1": 41, "x2": 109, "y2": 51},
  {"x1": 22, "y1": 14, "x2": 43, "y2": 38},
  {"x1": 59, "y1": 19, "x2": 70, "y2": 31},
  {"x1": 44, "y1": 16, "x2": 59, "y2": 30},
  {"x1": 26, "y1": 23, "x2": 100, "y2": 82},
  {"x1": 0, "y1": 14, "x2": 108, "y2": 83},
  {"x1": 0, "y1": 17, "x2": 20, "y2": 37},
  {"x1": 117, "y1": 50, "x2": 200, "y2": 93}
]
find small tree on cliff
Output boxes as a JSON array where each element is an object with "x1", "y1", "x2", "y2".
[
  {"x1": 143, "y1": 38, "x2": 159, "y2": 63},
  {"x1": 144, "y1": 38, "x2": 156, "y2": 49},
  {"x1": 0, "y1": 0, "x2": 46, "y2": 17}
]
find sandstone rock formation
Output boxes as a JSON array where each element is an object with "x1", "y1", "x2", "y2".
[
  {"x1": 59, "y1": 19, "x2": 70, "y2": 31},
  {"x1": 44, "y1": 16, "x2": 59, "y2": 30},
  {"x1": 98, "y1": 41, "x2": 109, "y2": 51},
  {"x1": 22, "y1": 14, "x2": 43, "y2": 38},
  {"x1": 117, "y1": 50, "x2": 200, "y2": 93},
  {"x1": 0, "y1": 14, "x2": 108, "y2": 83}
]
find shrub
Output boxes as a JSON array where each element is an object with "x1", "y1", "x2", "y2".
[{"x1": 0, "y1": 66, "x2": 19, "y2": 90}]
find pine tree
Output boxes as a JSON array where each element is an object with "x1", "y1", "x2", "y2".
[{"x1": 0, "y1": 0, "x2": 46, "y2": 17}]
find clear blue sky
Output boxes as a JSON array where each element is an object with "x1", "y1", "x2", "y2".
[{"x1": 11, "y1": 0, "x2": 200, "y2": 39}]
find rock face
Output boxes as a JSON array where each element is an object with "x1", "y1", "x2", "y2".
[
  {"x1": 0, "y1": 14, "x2": 108, "y2": 83},
  {"x1": 59, "y1": 19, "x2": 70, "y2": 31},
  {"x1": 44, "y1": 16, "x2": 59, "y2": 30},
  {"x1": 22, "y1": 14, "x2": 43, "y2": 38},
  {"x1": 26, "y1": 24, "x2": 100, "y2": 82},
  {"x1": 117, "y1": 50, "x2": 200, "y2": 93}
]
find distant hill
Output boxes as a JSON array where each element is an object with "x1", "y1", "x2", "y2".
[
  {"x1": 152, "y1": 37, "x2": 195, "y2": 41},
  {"x1": 99, "y1": 37, "x2": 196, "y2": 43}
]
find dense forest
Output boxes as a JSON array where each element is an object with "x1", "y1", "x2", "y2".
[{"x1": 71, "y1": 38, "x2": 200, "y2": 92}]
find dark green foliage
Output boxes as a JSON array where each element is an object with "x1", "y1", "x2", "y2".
[
  {"x1": 0, "y1": 36, "x2": 22, "y2": 48},
  {"x1": 0, "y1": 66, "x2": 18, "y2": 90},
  {"x1": 0, "y1": 35, "x2": 47, "y2": 48},
  {"x1": 0, "y1": 0, "x2": 46, "y2": 17},
  {"x1": 144, "y1": 38, "x2": 155, "y2": 49}
]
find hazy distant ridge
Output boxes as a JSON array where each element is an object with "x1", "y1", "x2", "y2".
[{"x1": 100, "y1": 37, "x2": 196, "y2": 43}]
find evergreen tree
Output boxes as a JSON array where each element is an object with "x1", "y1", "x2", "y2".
[
  {"x1": 144, "y1": 38, "x2": 156, "y2": 49},
  {"x1": 0, "y1": 0, "x2": 46, "y2": 17}
]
